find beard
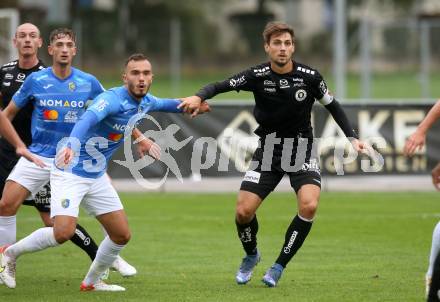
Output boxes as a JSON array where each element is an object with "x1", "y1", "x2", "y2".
[{"x1": 128, "y1": 82, "x2": 147, "y2": 99}]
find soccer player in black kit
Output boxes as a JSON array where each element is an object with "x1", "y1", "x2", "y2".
[
  {"x1": 0, "y1": 23, "x2": 136, "y2": 278},
  {"x1": 179, "y1": 21, "x2": 368, "y2": 287}
]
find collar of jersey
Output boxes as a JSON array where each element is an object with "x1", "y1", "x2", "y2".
[{"x1": 48, "y1": 66, "x2": 75, "y2": 82}]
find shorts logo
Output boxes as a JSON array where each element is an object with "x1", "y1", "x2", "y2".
[
  {"x1": 243, "y1": 170, "x2": 261, "y2": 184},
  {"x1": 319, "y1": 80, "x2": 328, "y2": 95},
  {"x1": 61, "y1": 199, "x2": 70, "y2": 209},
  {"x1": 295, "y1": 89, "x2": 307, "y2": 102}
]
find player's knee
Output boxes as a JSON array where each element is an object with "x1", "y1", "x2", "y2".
[
  {"x1": 53, "y1": 226, "x2": 76, "y2": 244},
  {"x1": 0, "y1": 198, "x2": 19, "y2": 215},
  {"x1": 299, "y1": 199, "x2": 318, "y2": 219},
  {"x1": 235, "y1": 204, "x2": 255, "y2": 224},
  {"x1": 111, "y1": 231, "x2": 131, "y2": 245}
]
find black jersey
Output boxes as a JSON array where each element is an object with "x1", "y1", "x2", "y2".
[
  {"x1": 0, "y1": 59, "x2": 45, "y2": 152},
  {"x1": 196, "y1": 61, "x2": 336, "y2": 138}
]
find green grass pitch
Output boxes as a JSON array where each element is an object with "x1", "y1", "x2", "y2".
[{"x1": 1, "y1": 191, "x2": 438, "y2": 301}]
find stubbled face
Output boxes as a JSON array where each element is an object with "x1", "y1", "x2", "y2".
[
  {"x1": 123, "y1": 59, "x2": 153, "y2": 100},
  {"x1": 48, "y1": 35, "x2": 76, "y2": 66},
  {"x1": 264, "y1": 32, "x2": 295, "y2": 68},
  {"x1": 14, "y1": 23, "x2": 42, "y2": 58}
]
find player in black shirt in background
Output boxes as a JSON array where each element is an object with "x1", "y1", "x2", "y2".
[
  {"x1": 0, "y1": 23, "x2": 136, "y2": 278},
  {"x1": 179, "y1": 21, "x2": 368, "y2": 287}
]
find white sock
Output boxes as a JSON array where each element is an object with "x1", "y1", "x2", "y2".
[
  {"x1": 0, "y1": 215, "x2": 16, "y2": 245},
  {"x1": 5, "y1": 227, "x2": 59, "y2": 259},
  {"x1": 427, "y1": 221, "x2": 440, "y2": 277},
  {"x1": 83, "y1": 236, "x2": 125, "y2": 286}
]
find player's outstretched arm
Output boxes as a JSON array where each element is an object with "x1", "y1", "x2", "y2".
[
  {"x1": 178, "y1": 96, "x2": 203, "y2": 117},
  {"x1": 0, "y1": 110, "x2": 45, "y2": 167},
  {"x1": 404, "y1": 100, "x2": 440, "y2": 156}
]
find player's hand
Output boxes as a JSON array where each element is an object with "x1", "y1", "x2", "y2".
[
  {"x1": 135, "y1": 137, "x2": 161, "y2": 160},
  {"x1": 16, "y1": 146, "x2": 46, "y2": 168},
  {"x1": 350, "y1": 138, "x2": 372, "y2": 155},
  {"x1": 404, "y1": 130, "x2": 426, "y2": 156},
  {"x1": 55, "y1": 147, "x2": 74, "y2": 168},
  {"x1": 432, "y1": 162, "x2": 440, "y2": 190},
  {"x1": 198, "y1": 101, "x2": 211, "y2": 115},
  {"x1": 178, "y1": 96, "x2": 202, "y2": 118}
]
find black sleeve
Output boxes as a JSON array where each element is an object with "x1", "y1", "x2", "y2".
[
  {"x1": 324, "y1": 99, "x2": 359, "y2": 139},
  {"x1": 195, "y1": 68, "x2": 256, "y2": 101}
]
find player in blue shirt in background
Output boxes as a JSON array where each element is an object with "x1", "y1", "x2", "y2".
[
  {"x1": 0, "y1": 53, "x2": 210, "y2": 291},
  {"x1": 0, "y1": 28, "x2": 140, "y2": 289}
]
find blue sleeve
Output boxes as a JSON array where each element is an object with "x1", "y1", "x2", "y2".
[
  {"x1": 12, "y1": 73, "x2": 34, "y2": 108},
  {"x1": 147, "y1": 94, "x2": 183, "y2": 113},
  {"x1": 90, "y1": 76, "x2": 105, "y2": 98},
  {"x1": 87, "y1": 93, "x2": 120, "y2": 122},
  {"x1": 68, "y1": 110, "x2": 99, "y2": 143}
]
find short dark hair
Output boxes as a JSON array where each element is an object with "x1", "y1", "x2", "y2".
[
  {"x1": 49, "y1": 28, "x2": 75, "y2": 44},
  {"x1": 262, "y1": 21, "x2": 295, "y2": 44},
  {"x1": 124, "y1": 53, "x2": 148, "y2": 67}
]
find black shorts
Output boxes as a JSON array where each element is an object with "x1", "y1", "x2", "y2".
[
  {"x1": 240, "y1": 137, "x2": 321, "y2": 200},
  {"x1": 0, "y1": 147, "x2": 51, "y2": 213}
]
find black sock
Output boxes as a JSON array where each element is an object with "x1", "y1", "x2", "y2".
[
  {"x1": 428, "y1": 250, "x2": 440, "y2": 301},
  {"x1": 236, "y1": 215, "x2": 259, "y2": 256},
  {"x1": 70, "y1": 224, "x2": 98, "y2": 261},
  {"x1": 275, "y1": 215, "x2": 313, "y2": 268}
]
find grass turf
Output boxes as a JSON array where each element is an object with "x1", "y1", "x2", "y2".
[{"x1": 1, "y1": 191, "x2": 437, "y2": 301}]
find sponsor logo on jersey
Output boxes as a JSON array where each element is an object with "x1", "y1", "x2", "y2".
[
  {"x1": 94, "y1": 99, "x2": 109, "y2": 112},
  {"x1": 229, "y1": 75, "x2": 246, "y2": 88},
  {"x1": 3, "y1": 61, "x2": 17, "y2": 67},
  {"x1": 2, "y1": 82, "x2": 10, "y2": 87},
  {"x1": 4, "y1": 73, "x2": 13, "y2": 80},
  {"x1": 113, "y1": 123, "x2": 128, "y2": 131},
  {"x1": 39, "y1": 99, "x2": 85, "y2": 108},
  {"x1": 243, "y1": 170, "x2": 260, "y2": 183},
  {"x1": 61, "y1": 199, "x2": 70, "y2": 208},
  {"x1": 295, "y1": 89, "x2": 307, "y2": 102},
  {"x1": 16, "y1": 73, "x2": 26, "y2": 82},
  {"x1": 254, "y1": 66, "x2": 270, "y2": 77},
  {"x1": 283, "y1": 231, "x2": 298, "y2": 253},
  {"x1": 64, "y1": 110, "x2": 79, "y2": 123},
  {"x1": 280, "y1": 79, "x2": 290, "y2": 89},
  {"x1": 297, "y1": 66, "x2": 315, "y2": 75},
  {"x1": 292, "y1": 77, "x2": 304, "y2": 82},
  {"x1": 263, "y1": 80, "x2": 276, "y2": 87},
  {"x1": 43, "y1": 109, "x2": 59, "y2": 120},
  {"x1": 108, "y1": 133, "x2": 123, "y2": 142},
  {"x1": 68, "y1": 81, "x2": 76, "y2": 91},
  {"x1": 264, "y1": 87, "x2": 276, "y2": 93}
]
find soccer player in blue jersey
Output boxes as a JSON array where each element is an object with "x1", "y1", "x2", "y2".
[
  {"x1": 0, "y1": 24, "x2": 129, "y2": 279},
  {"x1": 0, "y1": 53, "x2": 209, "y2": 291},
  {"x1": 0, "y1": 28, "x2": 139, "y2": 288}
]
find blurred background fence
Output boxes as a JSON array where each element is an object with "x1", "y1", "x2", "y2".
[{"x1": 0, "y1": 0, "x2": 439, "y2": 100}]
